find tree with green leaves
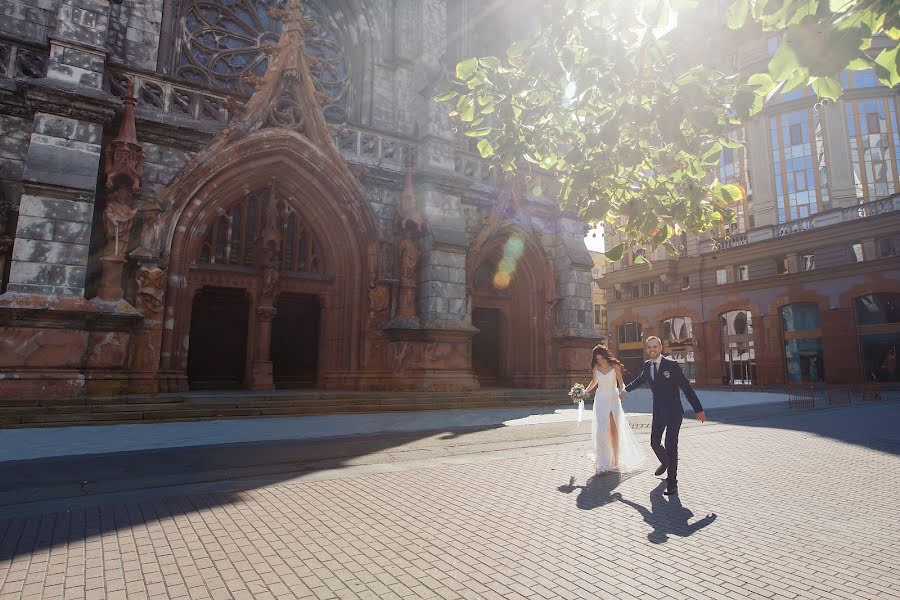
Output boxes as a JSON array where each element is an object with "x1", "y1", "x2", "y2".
[{"x1": 436, "y1": 0, "x2": 899, "y2": 262}]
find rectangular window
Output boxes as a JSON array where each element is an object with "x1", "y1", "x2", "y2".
[
  {"x1": 681, "y1": 275, "x2": 690, "y2": 290},
  {"x1": 846, "y1": 97, "x2": 900, "y2": 201},
  {"x1": 631, "y1": 285, "x2": 640, "y2": 299},
  {"x1": 777, "y1": 257, "x2": 789, "y2": 274},
  {"x1": 594, "y1": 305, "x2": 603, "y2": 326},
  {"x1": 802, "y1": 254, "x2": 815, "y2": 271},
  {"x1": 718, "y1": 128, "x2": 752, "y2": 234},
  {"x1": 614, "y1": 288, "x2": 623, "y2": 301},
  {"x1": 619, "y1": 321, "x2": 643, "y2": 343},
  {"x1": 641, "y1": 282, "x2": 655, "y2": 297},
  {"x1": 879, "y1": 238, "x2": 896, "y2": 258},
  {"x1": 850, "y1": 243, "x2": 865, "y2": 263},
  {"x1": 770, "y1": 109, "x2": 830, "y2": 223},
  {"x1": 716, "y1": 269, "x2": 728, "y2": 285},
  {"x1": 737, "y1": 265, "x2": 749, "y2": 281}
]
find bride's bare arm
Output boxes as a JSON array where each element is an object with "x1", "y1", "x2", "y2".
[
  {"x1": 614, "y1": 365, "x2": 625, "y2": 393},
  {"x1": 584, "y1": 369, "x2": 598, "y2": 394}
]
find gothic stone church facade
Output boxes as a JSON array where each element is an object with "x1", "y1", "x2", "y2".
[{"x1": 0, "y1": 0, "x2": 597, "y2": 397}]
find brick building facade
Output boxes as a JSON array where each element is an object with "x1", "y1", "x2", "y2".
[
  {"x1": 604, "y1": 27, "x2": 900, "y2": 387},
  {"x1": 0, "y1": 0, "x2": 598, "y2": 398}
]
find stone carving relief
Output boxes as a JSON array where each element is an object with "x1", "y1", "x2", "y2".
[
  {"x1": 176, "y1": 0, "x2": 349, "y2": 123},
  {"x1": 134, "y1": 265, "x2": 167, "y2": 319},
  {"x1": 130, "y1": 201, "x2": 164, "y2": 261}
]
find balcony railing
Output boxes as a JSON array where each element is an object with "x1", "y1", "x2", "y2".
[
  {"x1": 701, "y1": 195, "x2": 899, "y2": 253},
  {"x1": 105, "y1": 67, "x2": 231, "y2": 124}
]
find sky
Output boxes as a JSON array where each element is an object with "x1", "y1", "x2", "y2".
[{"x1": 584, "y1": 227, "x2": 604, "y2": 253}]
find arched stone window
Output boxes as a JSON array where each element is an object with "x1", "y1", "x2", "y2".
[
  {"x1": 661, "y1": 316, "x2": 695, "y2": 383},
  {"x1": 720, "y1": 310, "x2": 755, "y2": 385},
  {"x1": 197, "y1": 194, "x2": 323, "y2": 275},
  {"x1": 175, "y1": 0, "x2": 350, "y2": 122}
]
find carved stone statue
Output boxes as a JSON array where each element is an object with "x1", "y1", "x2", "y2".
[
  {"x1": 103, "y1": 185, "x2": 138, "y2": 257},
  {"x1": 130, "y1": 201, "x2": 163, "y2": 260},
  {"x1": 368, "y1": 283, "x2": 390, "y2": 322},
  {"x1": 135, "y1": 265, "x2": 167, "y2": 318},
  {"x1": 398, "y1": 235, "x2": 419, "y2": 287}
]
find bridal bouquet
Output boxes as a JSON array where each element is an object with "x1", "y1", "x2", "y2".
[
  {"x1": 568, "y1": 383, "x2": 586, "y2": 404},
  {"x1": 569, "y1": 383, "x2": 586, "y2": 423}
]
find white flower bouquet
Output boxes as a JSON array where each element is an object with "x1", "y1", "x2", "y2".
[{"x1": 569, "y1": 383, "x2": 587, "y2": 423}]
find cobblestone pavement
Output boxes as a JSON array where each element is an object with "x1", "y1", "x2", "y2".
[{"x1": 1, "y1": 402, "x2": 899, "y2": 600}]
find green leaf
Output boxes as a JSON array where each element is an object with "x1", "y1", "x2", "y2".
[
  {"x1": 455, "y1": 57, "x2": 479, "y2": 81},
  {"x1": 874, "y1": 46, "x2": 900, "y2": 87},
  {"x1": 604, "y1": 243, "x2": 626, "y2": 262},
  {"x1": 846, "y1": 54, "x2": 876, "y2": 70},
  {"x1": 768, "y1": 39, "x2": 801, "y2": 82},
  {"x1": 727, "y1": 0, "x2": 750, "y2": 29},
  {"x1": 464, "y1": 127, "x2": 492, "y2": 137},
  {"x1": 476, "y1": 139, "x2": 494, "y2": 158},
  {"x1": 810, "y1": 76, "x2": 842, "y2": 100},
  {"x1": 479, "y1": 56, "x2": 501, "y2": 69},
  {"x1": 433, "y1": 90, "x2": 458, "y2": 103},
  {"x1": 457, "y1": 95, "x2": 475, "y2": 122}
]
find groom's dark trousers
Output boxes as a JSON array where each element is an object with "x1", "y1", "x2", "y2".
[{"x1": 625, "y1": 357, "x2": 703, "y2": 484}]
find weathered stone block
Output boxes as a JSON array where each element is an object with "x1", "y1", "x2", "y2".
[
  {"x1": 53, "y1": 220, "x2": 91, "y2": 244},
  {"x1": 0, "y1": 327, "x2": 89, "y2": 368},
  {"x1": 23, "y1": 134, "x2": 102, "y2": 190},
  {"x1": 12, "y1": 238, "x2": 89, "y2": 266},
  {"x1": 18, "y1": 195, "x2": 94, "y2": 223},
  {"x1": 15, "y1": 215, "x2": 55, "y2": 241}
]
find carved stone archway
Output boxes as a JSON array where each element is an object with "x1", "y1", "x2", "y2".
[
  {"x1": 157, "y1": 130, "x2": 379, "y2": 391},
  {"x1": 467, "y1": 224, "x2": 555, "y2": 388}
]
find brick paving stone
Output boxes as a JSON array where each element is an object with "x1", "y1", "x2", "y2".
[{"x1": 2, "y1": 403, "x2": 900, "y2": 599}]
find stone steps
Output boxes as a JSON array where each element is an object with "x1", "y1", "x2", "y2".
[{"x1": 0, "y1": 390, "x2": 571, "y2": 428}]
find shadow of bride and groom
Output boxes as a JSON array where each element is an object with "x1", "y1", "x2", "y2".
[{"x1": 558, "y1": 474, "x2": 717, "y2": 544}]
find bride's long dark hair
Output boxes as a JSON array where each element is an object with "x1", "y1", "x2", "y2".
[{"x1": 590, "y1": 344, "x2": 626, "y2": 373}]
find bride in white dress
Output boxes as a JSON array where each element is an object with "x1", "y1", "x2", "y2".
[{"x1": 583, "y1": 344, "x2": 645, "y2": 474}]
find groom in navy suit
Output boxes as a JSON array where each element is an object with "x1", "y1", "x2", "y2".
[{"x1": 621, "y1": 336, "x2": 706, "y2": 495}]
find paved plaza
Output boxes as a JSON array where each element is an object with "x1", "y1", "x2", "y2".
[{"x1": 1, "y1": 401, "x2": 899, "y2": 599}]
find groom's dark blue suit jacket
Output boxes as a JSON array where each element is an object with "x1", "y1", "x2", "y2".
[{"x1": 625, "y1": 356, "x2": 704, "y2": 423}]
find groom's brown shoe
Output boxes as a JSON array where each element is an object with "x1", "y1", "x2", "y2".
[{"x1": 655, "y1": 464, "x2": 667, "y2": 477}]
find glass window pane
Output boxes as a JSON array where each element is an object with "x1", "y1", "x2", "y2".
[
  {"x1": 859, "y1": 334, "x2": 900, "y2": 382},
  {"x1": 855, "y1": 294, "x2": 900, "y2": 325},
  {"x1": 784, "y1": 338, "x2": 825, "y2": 382},
  {"x1": 781, "y1": 303, "x2": 821, "y2": 331}
]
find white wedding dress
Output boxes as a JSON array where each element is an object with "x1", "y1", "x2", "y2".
[{"x1": 590, "y1": 368, "x2": 645, "y2": 473}]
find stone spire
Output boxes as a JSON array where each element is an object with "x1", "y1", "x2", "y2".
[
  {"x1": 104, "y1": 80, "x2": 143, "y2": 192},
  {"x1": 216, "y1": 0, "x2": 345, "y2": 168}
]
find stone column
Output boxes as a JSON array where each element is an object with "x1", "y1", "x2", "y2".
[
  {"x1": 821, "y1": 307, "x2": 860, "y2": 384},
  {"x1": 249, "y1": 305, "x2": 277, "y2": 391},
  {"x1": 756, "y1": 314, "x2": 785, "y2": 385},
  {"x1": 4, "y1": 0, "x2": 116, "y2": 298},
  {"x1": 550, "y1": 212, "x2": 600, "y2": 389},
  {"x1": 746, "y1": 114, "x2": 778, "y2": 228},
  {"x1": 820, "y1": 99, "x2": 858, "y2": 209}
]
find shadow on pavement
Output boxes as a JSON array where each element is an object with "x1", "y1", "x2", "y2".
[
  {"x1": 557, "y1": 470, "x2": 641, "y2": 510},
  {"x1": 0, "y1": 424, "x2": 509, "y2": 563},
  {"x1": 695, "y1": 399, "x2": 900, "y2": 457},
  {"x1": 616, "y1": 481, "x2": 717, "y2": 544}
]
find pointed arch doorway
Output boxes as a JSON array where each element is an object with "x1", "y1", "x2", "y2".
[
  {"x1": 182, "y1": 185, "x2": 331, "y2": 390},
  {"x1": 468, "y1": 229, "x2": 555, "y2": 388}
]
